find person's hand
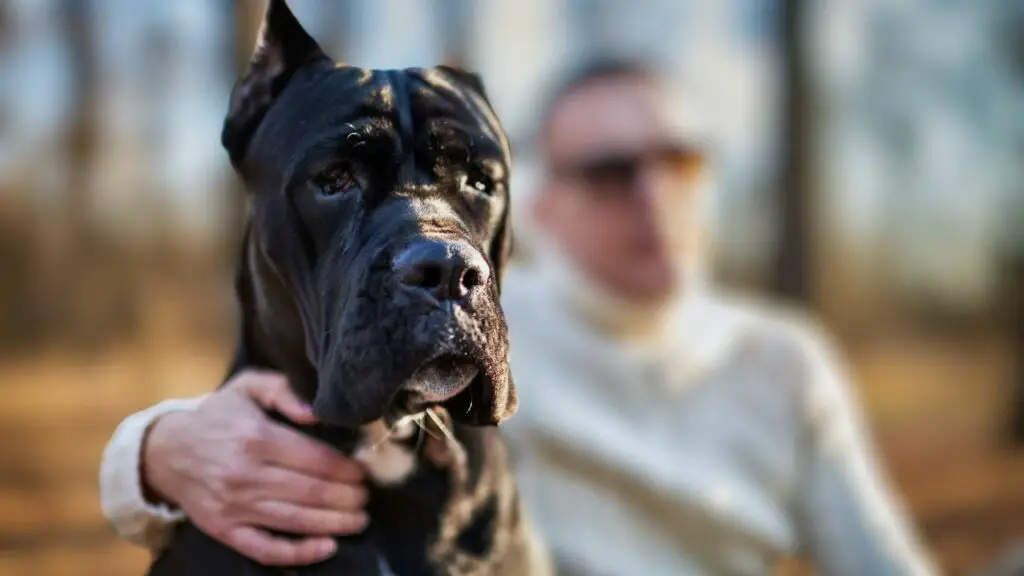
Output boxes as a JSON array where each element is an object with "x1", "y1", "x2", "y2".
[{"x1": 141, "y1": 370, "x2": 368, "y2": 565}]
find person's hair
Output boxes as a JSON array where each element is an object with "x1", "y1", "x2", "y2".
[{"x1": 535, "y1": 55, "x2": 665, "y2": 145}]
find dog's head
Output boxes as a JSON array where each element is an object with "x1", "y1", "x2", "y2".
[{"x1": 224, "y1": 0, "x2": 515, "y2": 428}]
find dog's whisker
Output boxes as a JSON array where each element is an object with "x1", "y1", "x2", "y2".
[
  {"x1": 426, "y1": 408, "x2": 457, "y2": 446},
  {"x1": 407, "y1": 412, "x2": 434, "y2": 438},
  {"x1": 370, "y1": 431, "x2": 395, "y2": 451},
  {"x1": 367, "y1": 417, "x2": 409, "y2": 452},
  {"x1": 415, "y1": 416, "x2": 443, "y2": 442}
]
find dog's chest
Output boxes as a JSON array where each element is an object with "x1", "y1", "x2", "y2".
[{"x1": 329, "y1": 412, "x2": 468, "y2": 576}]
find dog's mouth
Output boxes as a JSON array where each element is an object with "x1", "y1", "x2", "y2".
[{"x1": 387, "y1": 353, "x2": 480, "y2": 423}]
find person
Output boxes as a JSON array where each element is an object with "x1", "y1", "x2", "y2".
[
  {"x1": 494, "y1": 58, "x2": 936, "y2": 576},
  {"x1": 100, "y1": 57, "x2": 938, "y2": 575}
]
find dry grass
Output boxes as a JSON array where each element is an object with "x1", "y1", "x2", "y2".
[{"x1": 0, "y1": 335, "x2": 1019, "y2": 576}]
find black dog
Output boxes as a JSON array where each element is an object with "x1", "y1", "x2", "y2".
[{"x1": 147, "y1": 1, "x2": 538, "y2": 574}]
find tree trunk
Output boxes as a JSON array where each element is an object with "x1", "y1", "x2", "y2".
[
  {"x1": 62, "y1": 0, "x2": 98, "y2": 249},
  {"x1": 1008, "y1": 255, "x2": 1024, "y2": 445},
  {"x1": 773, "y1": 0, "x2": 812, "y2": 305},
  {"x1": 1005, "y1": 7, "x2": 1024, "y2": 446},
  {"x1": 59, "y1": 0, "x2": 102, "y2": 347}
]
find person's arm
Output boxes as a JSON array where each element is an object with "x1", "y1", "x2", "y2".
[
  {"x1": 791, "y1": 326, "x2": 938, "y2": 576},
  {"x1": 100, "y1": 395, "x2": 206, "y2": 551},
  {"x1": 98, "y1": 371, "x2": 370, "y2": 566}
]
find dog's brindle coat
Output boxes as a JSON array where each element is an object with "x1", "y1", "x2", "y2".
[{"x1": 147, "y1": 2, "x2": 533, "y2": 574}]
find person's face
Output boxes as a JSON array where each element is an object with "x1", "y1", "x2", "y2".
[{"x1": 534, "y1": 75, "x2": 705, "y2": 303}]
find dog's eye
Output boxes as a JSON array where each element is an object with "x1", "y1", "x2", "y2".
[
  {"x1": 464, "y1": 171, "x2": 495, "y2": 195},
  {"x1": 315, "y1": 165, "x2": 358, "y2": 197}
]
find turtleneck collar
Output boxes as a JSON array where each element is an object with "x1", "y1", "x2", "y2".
[
  {"x1": 530, "y1": 233, "x2": 707, "y2": 343},
  {"x1": 513, "y1": 234, "x2": 741, "y2": 387}
]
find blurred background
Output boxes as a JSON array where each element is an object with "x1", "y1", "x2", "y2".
[{"x1": 0, "y1": 0, "x2": 1022, "y2": 574}]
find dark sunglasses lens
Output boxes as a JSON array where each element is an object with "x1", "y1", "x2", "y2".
[{"x1": 577, "y1": 156, "x2": 639, "y2": 190}]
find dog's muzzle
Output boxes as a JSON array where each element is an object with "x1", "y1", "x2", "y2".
[
  {"x1": 390, "y1": 239, "x2": 494, "y2": 415},
  {"x1": 312, "y1": 235, "x2": 514, "y2": 428}
]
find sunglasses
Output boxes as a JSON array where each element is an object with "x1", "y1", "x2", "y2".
[{"x1": 550, "y1": 142, "x2": 704, "y2": 197}]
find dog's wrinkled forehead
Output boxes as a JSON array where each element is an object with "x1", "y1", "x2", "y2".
[{"x1": 242, "y1": 67, "x2": 510, "y2": 189}]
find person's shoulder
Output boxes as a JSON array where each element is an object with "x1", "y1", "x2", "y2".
[{"x1": 706, "y1": 289, "x2": 840, "y2": 367}]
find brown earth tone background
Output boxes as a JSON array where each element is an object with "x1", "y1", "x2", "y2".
[{"x1": 1, "y1": 1, "x2": 1022, "y2": 575}]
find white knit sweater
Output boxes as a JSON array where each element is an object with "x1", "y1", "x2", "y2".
[
  {"x1": 498, "y1": 262, "x2": 937, "y2": 576},
  {"x1": 99, "y1": 262, "x2": 938, "y2": 575}
]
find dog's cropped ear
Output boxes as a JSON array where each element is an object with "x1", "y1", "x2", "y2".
[
  {"x1": 222, "y1": 0, "x2": 330, "y2": 167},
  {"x1": 436, "y1": 65, "x2": 490, "y2": 102}
]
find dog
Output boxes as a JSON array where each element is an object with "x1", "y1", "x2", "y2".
[{"x1": 147, "y1": 1, "x2": 541, "y2": 574}]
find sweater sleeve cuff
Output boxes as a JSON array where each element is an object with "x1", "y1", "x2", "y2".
[{"x1": 99, "y1": 395, "x2": 207, "y2": 550}]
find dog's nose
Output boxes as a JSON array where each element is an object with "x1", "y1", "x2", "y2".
[{"x1": 393, "y1": 240, "x2": 490, "y2": 301}]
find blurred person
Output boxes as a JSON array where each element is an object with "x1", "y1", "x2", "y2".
[
  {"x1": 99, "y1": 58, "x2": 937, "y2": 575},
  {"x1": 494, "y1": 57, "x2": 937, "y2": 576}
]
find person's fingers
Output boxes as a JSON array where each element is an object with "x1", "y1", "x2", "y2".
[
  {"x1": 246, "y1": 499, "x2": 369, "y2": 536},
  {"x1": 254, "y1": 466, "x2": 368, "y2": 511},
  {"x1": 235, "y1": 370, "x2": 318, "y2": 425},
  {"x1": 223, "y1": 526, "x2": 337, "y2": 566},
  {"x1": 259, "y1": 422, "x2": 366, "y2": 483}
]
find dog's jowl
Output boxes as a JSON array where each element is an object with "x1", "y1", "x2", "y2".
[{"x1": 145, "y1": 1, "x2": 539, "y2": 575}]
